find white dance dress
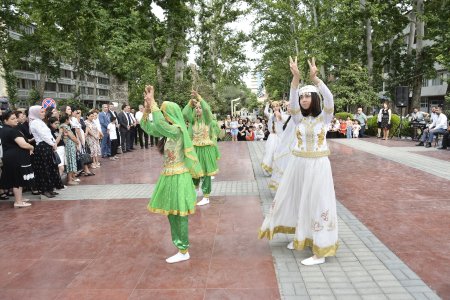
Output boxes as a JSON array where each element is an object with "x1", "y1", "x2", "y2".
[
  {"x1": 259, "y1": 80, "x2": 338, "y2": 257},
  {"x1": 261, "y1": 103, "x2": 288, "y2": 176}
]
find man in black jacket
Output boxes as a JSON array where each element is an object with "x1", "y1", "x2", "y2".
[{"x1": 117, "y1": 103, "x2": 132, "y2": 152}]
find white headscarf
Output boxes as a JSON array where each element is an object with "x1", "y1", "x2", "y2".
[{"x1": 28, "y1": 105, "x2": 42, "y2": 124}]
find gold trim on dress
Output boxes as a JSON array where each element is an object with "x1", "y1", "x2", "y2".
[
  {"x1": 291, "y1": 149, "x2": 330, "y2": 158},
  {"x1": 258, "y1": 226, "x2": 296, "y2": 239},
  {"x1": 148, "y1": 206, "x2": 196, "y2": 216},
  {"x1": 261, "y1": 163, "x2": 273, "y2": 173},
  {"x1": 294, "y1": 238, "x2": 339, "y2": 257}
]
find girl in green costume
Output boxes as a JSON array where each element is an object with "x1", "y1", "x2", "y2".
[
  {"x1": 183, "y1": 91, "x2": 220, "y2": 206},
  {"x1": 141, "y1": 85, "x2": 203, "y2": 264}
]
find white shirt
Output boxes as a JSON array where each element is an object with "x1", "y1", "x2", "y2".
[
  {"x1": 30, "y1": 119, "x2": 55, "y2": 146},
  {"x1": 70, "y1": 117, "x2": 81, "y2": 129},
  {"x1": 93, "y1": 118, "x2": 101, "y2": 131},
  {"x1": 107, "y1": 123, "x2": 117, "y2": 140},
  {"x1": 135, "y1": 111, "x2": 144, "y2": 123},
  {"x1": 431, "y1": 113, "x2": 448, "y2": 130}
]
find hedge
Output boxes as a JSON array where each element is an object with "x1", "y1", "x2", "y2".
[{"x1": 366, "y1": 114, "x2": 413, "y2": 138}]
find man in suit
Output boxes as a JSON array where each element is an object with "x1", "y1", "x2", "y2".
[
  {"x1": 118, "y1": 103, "x2": 132, "y2": 152},
  {"x1": 99, "y1": 104, "x2": 111, "y2": 158}
]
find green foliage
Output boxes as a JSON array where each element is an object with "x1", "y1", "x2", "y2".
[
  {"x1": 334, "y1": 112, "x2": 354, "y2": 121},
  {"x1": 366, "y1": 114, "x2": 412, "y2": 138},
  {"x1": 27, "y1": 88, "x2": 41, "y2": 106},
  {"x1": 330, "y1": 64, "x2": 378, "y2": 112},
  {"x1": 57, "y1": 98, "x2": 89, "y2": 114}
]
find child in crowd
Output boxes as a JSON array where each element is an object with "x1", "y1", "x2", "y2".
[
  {"x1": 255, "y1": 125, "x2": 265, "y2": 141},
  {"x1": 246, "y1": 126, "x2": 255, "y2": 141},
  {"x1": 345, "y1": 117, "x2": 353, "y2": 139},
  {"x1": 108, "y1": 116, "x2": 119, "y2": 160},
  {"x1": 230, "y1": 117, "x2": 238, "y2": 142},
  {"x1": 339, "y1": 118, "x2": 346, "y2": 136},
  {"x1": 352, "y1": 120, "x2": 361, "y2": 138}
]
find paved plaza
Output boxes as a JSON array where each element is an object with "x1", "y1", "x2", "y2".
[{"x1": 0, "y1": 140, "x2": 448, "y2": 299}]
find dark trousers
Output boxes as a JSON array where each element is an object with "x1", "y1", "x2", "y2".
[
  {"x1": 150, "y1": 135, "x2": 159, "y2": 147},
  {"x1": 359, "y1": 126, "x2": 366, "y2": 138},
  {"x1": 111, "y1": 139, "x2": 118, "y2": 156},
  {"x1": 129, "y1": 127, "x2": 136, "y2": 149},
  {"x1": 442, "y1": 131, "x2": 449, "y2": 148},
  {"x1": 137, "y1": 124, "x2": 149, "y2": 148},
  {"x1": 120, "y1": 130, "x2": 130, "y2": 152}
]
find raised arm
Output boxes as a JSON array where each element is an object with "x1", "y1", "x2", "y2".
[
  {"x1": 194, "y1": 91, "x2": 213, "y2": 125},
  {"x1": 289, "y1": 56, "x2": 302, "y2": 124},
  {"x1": 264, "y1": 103, "x2": 270, "y2": 118},
  {"x1": 307, "y1": 58, "x2": 334, "y2": 125}
]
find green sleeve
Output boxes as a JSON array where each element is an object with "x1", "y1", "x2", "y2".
[
  {"x1": 140, "y1": 117, "x2": 163, "y2": 138},
  {"x1": 151, "y1": 110, "x2": 181, "y2": 140},
  {"x1": 200, "y1": 99, "x2": 213, "y2": 125},
  {"x1": 182, "y1": 102, "x2": 195, "y2": 124}
]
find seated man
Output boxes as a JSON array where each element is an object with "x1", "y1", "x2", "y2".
[
  {"x1": 416, "y1": 107, "x2": 447, "y2": 148},
  {"x1": 437, "y1": 121, "x2": 450, "y2": 150}
]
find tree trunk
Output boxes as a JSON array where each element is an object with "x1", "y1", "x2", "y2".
[
  {"x1": 109, "y1": 74, "x2": 128, "y2": 108},
  {"x1": 156, "y1": 65, "x2": 163, "y2": 104},
  {"x1": 360, "y1": 0, "x2": 373, "y2": 80},
  {"x1": 407, "y1": 11, "x2": 416, "y2": 55},
  {"x1": 311, "y1": 3, "x2": 325, "y2": 78},
  {"x1": 411, "y1": 0, "x2": 424, "y2": 110},
  {"x1": 175, "y1": 59, "x2": 184, "y2": 82},
  {"x1": 38, "y1": 70, "x2": 46, "y2": 100}
]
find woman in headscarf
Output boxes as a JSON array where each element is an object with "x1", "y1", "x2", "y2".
[
  {"x1": 0, "y1": 110, "x2": 35, "y2": 207},
  {"x1": 259, "y1": 57, "x2": 338, "y2": 266},
  {"x1": 182, "y1": 91, "x2": 220, "y2": 206},
  {"x1": 140, "y1": 85, "x2": 203, "y2": 264},
  {"x1": 29, "y1": 105, "x2": 63, "y2": 198}
]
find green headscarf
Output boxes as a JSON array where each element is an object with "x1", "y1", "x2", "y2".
[
  {"x1": 160, "y1": 101, "x2": 204, "y2": 179},
  {"x1": 182, "y1": 98, "x2": 214, "y2": 138}
]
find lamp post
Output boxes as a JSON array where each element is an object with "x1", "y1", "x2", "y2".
[{"x1": 230, "y1": 98, "x2": 240, "y2": 116}]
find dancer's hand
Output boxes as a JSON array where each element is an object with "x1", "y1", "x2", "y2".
[
  {"x1": 307, "y1": 57, "x2": 320, "y2": 85},
  {"x1": 289, "y1": 56, "x2": 300, "y2": 79},
  {"x1": 191, "y1": 90, "x2": 202, "y2": 100},
  {"x1": 144, "y1": 85, "x2": 154, "y2": 108}
]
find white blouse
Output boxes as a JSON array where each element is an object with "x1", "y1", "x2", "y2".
[
  {"x1": 289, "y1": 80, "x2": 334, "y2": 158},
  {"x1": 30, "y1": 119, "x2": 55, "y2": 146}
]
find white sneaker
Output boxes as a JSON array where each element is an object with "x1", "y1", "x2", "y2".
[
  {"x1": 287, "y1": 241, "x2": 294, "y2": 250},
  {"x1": 74, "y1": 178, "x2": 80, "y2": 182},
  {"x1": 196, "y1": 189, "x2": 203, "y2": 197},
  {"x1": 197, "y1": 197, "x2": 210, "y2": 206},
  {"x1": 301, "y1": 256, "x2": 325, "y2": 266},
  {"x1": 165, "y1": 251, "x2": 190, "y2": 264},
  {"x1": 211, "y1": 176, "x2": 215, "y2": 180}
]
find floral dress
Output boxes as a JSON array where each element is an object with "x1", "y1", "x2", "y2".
[{"x1": 85, "y1": 120, "x2": 101, "y2": 157}]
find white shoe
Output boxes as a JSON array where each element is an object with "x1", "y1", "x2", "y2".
[
  {"x1": 301, "y1": 256, "x2": 325, "y2": 266},
  {"x1": 165, "y1": 252, "x2": 190, "y2": 264},
  {"x1": 197, "y1": 197, "x2": 210, "y2": 206},
  {"x1": 211, "y1": 176, "x2": 215, "y2": 180},
  {"x1": 287, "y1": 241, "x2": 294, "y2": 250},
  {"x1": 196, "y1": 189, "x2": 203, "y2": 197},
  {"x1": 74, "y1": 178, "x2": 80, "y2": 182}
]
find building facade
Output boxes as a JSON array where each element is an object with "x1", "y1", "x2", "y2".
[{"x1": 3, "y1": 26, "x2": 112, "y2": 109}]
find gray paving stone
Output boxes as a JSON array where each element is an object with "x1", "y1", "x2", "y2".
[{"x1": 362, "y1": 295, "x2": 388, "y2": 300}]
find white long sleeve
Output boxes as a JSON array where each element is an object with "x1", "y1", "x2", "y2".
[{"x1": 30, "y1": 120, "x2": 55, "y2": 146}]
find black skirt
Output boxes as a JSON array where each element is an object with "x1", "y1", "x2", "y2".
[
  {"x1": 33, "y1": 142, "x2": 64, "y2": 192},
  {"x1": 0, "y1": 151, "x2": 34, "y2": 189}
]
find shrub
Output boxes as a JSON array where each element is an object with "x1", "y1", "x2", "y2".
[
  {"x1": 334, "y1": 112, "x2": 354, "y2": 121},
  {"x1": 366, "y1": 114, "x2": 413, "y2": 138}
]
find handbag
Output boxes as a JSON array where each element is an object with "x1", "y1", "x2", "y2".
[
  {"x1": 79, "y1": 146, "x2": 93, "y2": 165},
  {"x1": 53, "y1": 151, "x2": 61, "y2": 166}
]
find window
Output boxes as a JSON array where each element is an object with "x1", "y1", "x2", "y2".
[
  {"x1": 98, "y1": 77, "x2": 110, "y2": 85},
  {"x1": 60, "y1": 69, "x2": 72, "y2": 79},
  {"x1": 422, "y1": 78, "x2": 428, "y2": 87},
  {"x1": 87, "y1": 87, "x2": 94, "y2": 95},
  {"x1": 431, "y1": 73, "x2": 443, "y2": 86},
  {"x1": 45, "y1": 82, "x2": 57, "y2": 91},
  {"x1": 97, "y1": 89, "x2": 109, "y2": 96},
  {"x1": 18, "y1": 60, "x2": 34, "y2": 72},
  {"x1": 17, "y1": 79, "x2": 37, "y2": 89},
  {"x1": 88, "y1": 76, "x2": 96, "y2": 83},
  {"x1": 59, "y1": 84, "x2": 74, "y2": 93}
]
